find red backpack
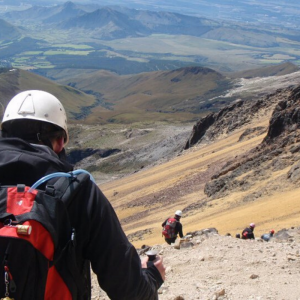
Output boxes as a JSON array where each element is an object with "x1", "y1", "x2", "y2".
[
  {"x1": 162, "y1": 218, "x2": 177, "y2": 239},
  {"x1": 0, "y1": 171, "x2": 90, "y2": 300}
]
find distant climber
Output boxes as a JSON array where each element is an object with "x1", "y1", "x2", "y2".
[
  {"x1": 261, "y1": 229, "x2": 275, "y2": 242},
  {"x1": 162, "y1": 210, "x2": 184, "y2": 245},
  {"x1": 242, "y1": 223, "x2": 255, "y2": 240}
]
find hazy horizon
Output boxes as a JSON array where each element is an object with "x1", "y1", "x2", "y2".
[{"x1": 2, "y1": 0, "x2": 300, "y2": 30}]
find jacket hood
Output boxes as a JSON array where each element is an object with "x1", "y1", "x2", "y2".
[{"x1": 0, "y1": 136, "x2": 73, "y2": 186}]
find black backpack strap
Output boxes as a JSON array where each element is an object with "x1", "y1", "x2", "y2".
[
  {"x1": 49, "y1": 172, "x2": 90, "y2": 207},
  {"x1": 0, "y1": 213, "x2": 16, "y2": 222},
  {"x1": 48, "y1": 172, "x2": 91, "y2": 299}
]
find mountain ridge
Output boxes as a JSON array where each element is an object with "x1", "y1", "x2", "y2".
[
  {"x1": 0, "y1": 19, "x2": 21, "y2": 41},
  {"x1": 3, "y1": 2, "x2": 296, "y2": 45},
  {"x1": 2, "y1": 2, "x2": 300, "y2": 74},
  {"x1": 58, "y1": 63, "x2": 300, "y2": 124},
  {"x1": 43, "y1": 1, "x2": 86, "y2": 24}
]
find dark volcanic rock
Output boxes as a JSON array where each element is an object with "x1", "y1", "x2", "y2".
[
  {"x1": 193, "y1": 84, "x2": 300, "y2": 199},
  {"x1": 287, "y1": 161, "x2": 300, "y2": 182},
  {"x1": 264, "y1": 85, "x2": 300, "y2": 144},
  {"x1": 184, "y1": 113, "x2": 215, "y2": 149},
  {"x1": 184, "y1": 87, "x2": 294, "y2": 150}
]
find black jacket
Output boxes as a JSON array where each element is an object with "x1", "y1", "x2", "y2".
[
  {"x1": 242, "y1": 227, "x2": 255, "y2": 240},
  {"x1": 0, "y1": 136, "x2": 163, "y2": 300}
]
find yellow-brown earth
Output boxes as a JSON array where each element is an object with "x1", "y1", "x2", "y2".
[{"x1": 101, "y1": 106, "x2": 300, "y2": 248}]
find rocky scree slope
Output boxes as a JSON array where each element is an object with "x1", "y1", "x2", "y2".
[
  {"x1": 92, "y1": 226, "x2": 300, "y2": 300},
  {"x1": 67, "y1": 123, "x2": 193, "y2": 184}
]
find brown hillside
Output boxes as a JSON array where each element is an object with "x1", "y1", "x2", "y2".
[
  {"x1": 0, "y1": 68, "x2": 96, "y2": 120},
  {"x1": 55, "y1": 63, "x2": 300, "y2": 125},
  {"x1": 228, "y1": 62, "x2": 300, "y2": 79},
  {"x1": 58, "y1": 66, "x2": 232, "y2": 124},
  {"x1": 100, "y1": 83, "x2": 300, "y2": 249}
]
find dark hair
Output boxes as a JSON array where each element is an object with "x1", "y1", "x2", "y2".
[{"x1": 2, "y1": 119, "x2": 66, "y2": 149}]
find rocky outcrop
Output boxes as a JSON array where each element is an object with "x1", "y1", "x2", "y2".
[
  {"x1": 184, "y1": 112, "x2": 216, "y2": 149},
  {"x1": 186, "y1": 227, "x2": 218, "y2": 237},
  {"x1": 184, "y1": 88, "x2": 291, "y2": 150},
  {"x1": 202, "y1": 84, "x2": 300, "y2": 199},
  {"x1": 264, "y1": 85, "x2": 300, "y2": 143}
]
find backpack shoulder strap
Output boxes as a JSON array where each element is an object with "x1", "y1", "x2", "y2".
[
  {"x1": 30, "y1": 169, "x2": 94, "y2": 207},
  {"x1": 50, "y1": 172, "x2": 91, "y2": 207},
  {"x1": 45, "y1": 172, "x2": 92, "y2": 298}
]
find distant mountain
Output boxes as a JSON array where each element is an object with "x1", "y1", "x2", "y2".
[
  {"x1": 124, "y1": 9, "x2": 217, "y2": 36},
  {"x1": 58, "y1": 6, "x2": 219, "y2": 39},
  {"x1": 3, "y1": 0, "x2": 300, "y2": 31},
  {"x1": 43, "y1": 2, "x2": 86, "y2": 24},
  {"x1": 60, "y1": 7, "x2": 148, "y2": 39},
  {"x1": 3, "y1": 3, "x2": 221, "y2": 40},
  {"x1": 93, "y1": 0, "x2": 300, "y2": 31},
  {"x1": 2, "y1": 2, "x2": 300, "y2": 77},
  {"x1": 202, "y1": 27, "x2": 279, "y2": 48},
  {"x1": 3, "y1": 1, "x2": 96, "y2": 23},
  {"x1": 58, "y1": 65, "x2": 232, "y2": 124},
  {"x1": 229, "y1": 62, "x2": 300, "y2": 79},
  {"x1": 4, "y1": 2, "x2": 295, "y2": 47},
  {"x1": 4, "y1": 5, "x2": 62, "y2": 22},
  {"x1": 0, "y1": 19, "x2": 21, "y2": 41},
  {"x1": 0, "y1": 37, "x2": 44, "y2": 59},
  {"x1": 59, "y1": 5, "x2": 216, "y2": 38}
]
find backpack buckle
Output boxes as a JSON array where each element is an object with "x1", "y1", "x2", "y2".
[
  {"x1": 16, "y1": 184, "x2": 25, "y2": 193},
  {"x1": 45, "y1": 185, "x2": 55, "y2": 196},
  {"x1": 71, "y1": 228, "x2": 76, "y2": 246}
]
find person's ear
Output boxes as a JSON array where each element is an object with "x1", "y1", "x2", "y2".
[{"x1": 52, "y1": 136, "x2": 64, "y2": 154}]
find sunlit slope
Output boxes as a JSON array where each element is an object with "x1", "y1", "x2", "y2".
[
  {"x1": 0, "y1": 68, "x2": 96, "y2": 121},
  {"x1": 101, "y1": 113, "x2": 300, "y2": 248},
  {"x1": 58, "y1": 67, "x2": 231, "y2": 124},
  {"x1": 228, "y1": 62, "x2": 299, "y2": 79},
  {"x1": 56, "y1": 62, "x2": 299, "y2": 124}
]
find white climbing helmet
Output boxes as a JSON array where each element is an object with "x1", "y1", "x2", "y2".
[
  {"x1": 175, "y1": 210, "x2": 182, "y2": 217},
  {"x1": 1, "y1": 90, "x2": 69, "y2": 144}
]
